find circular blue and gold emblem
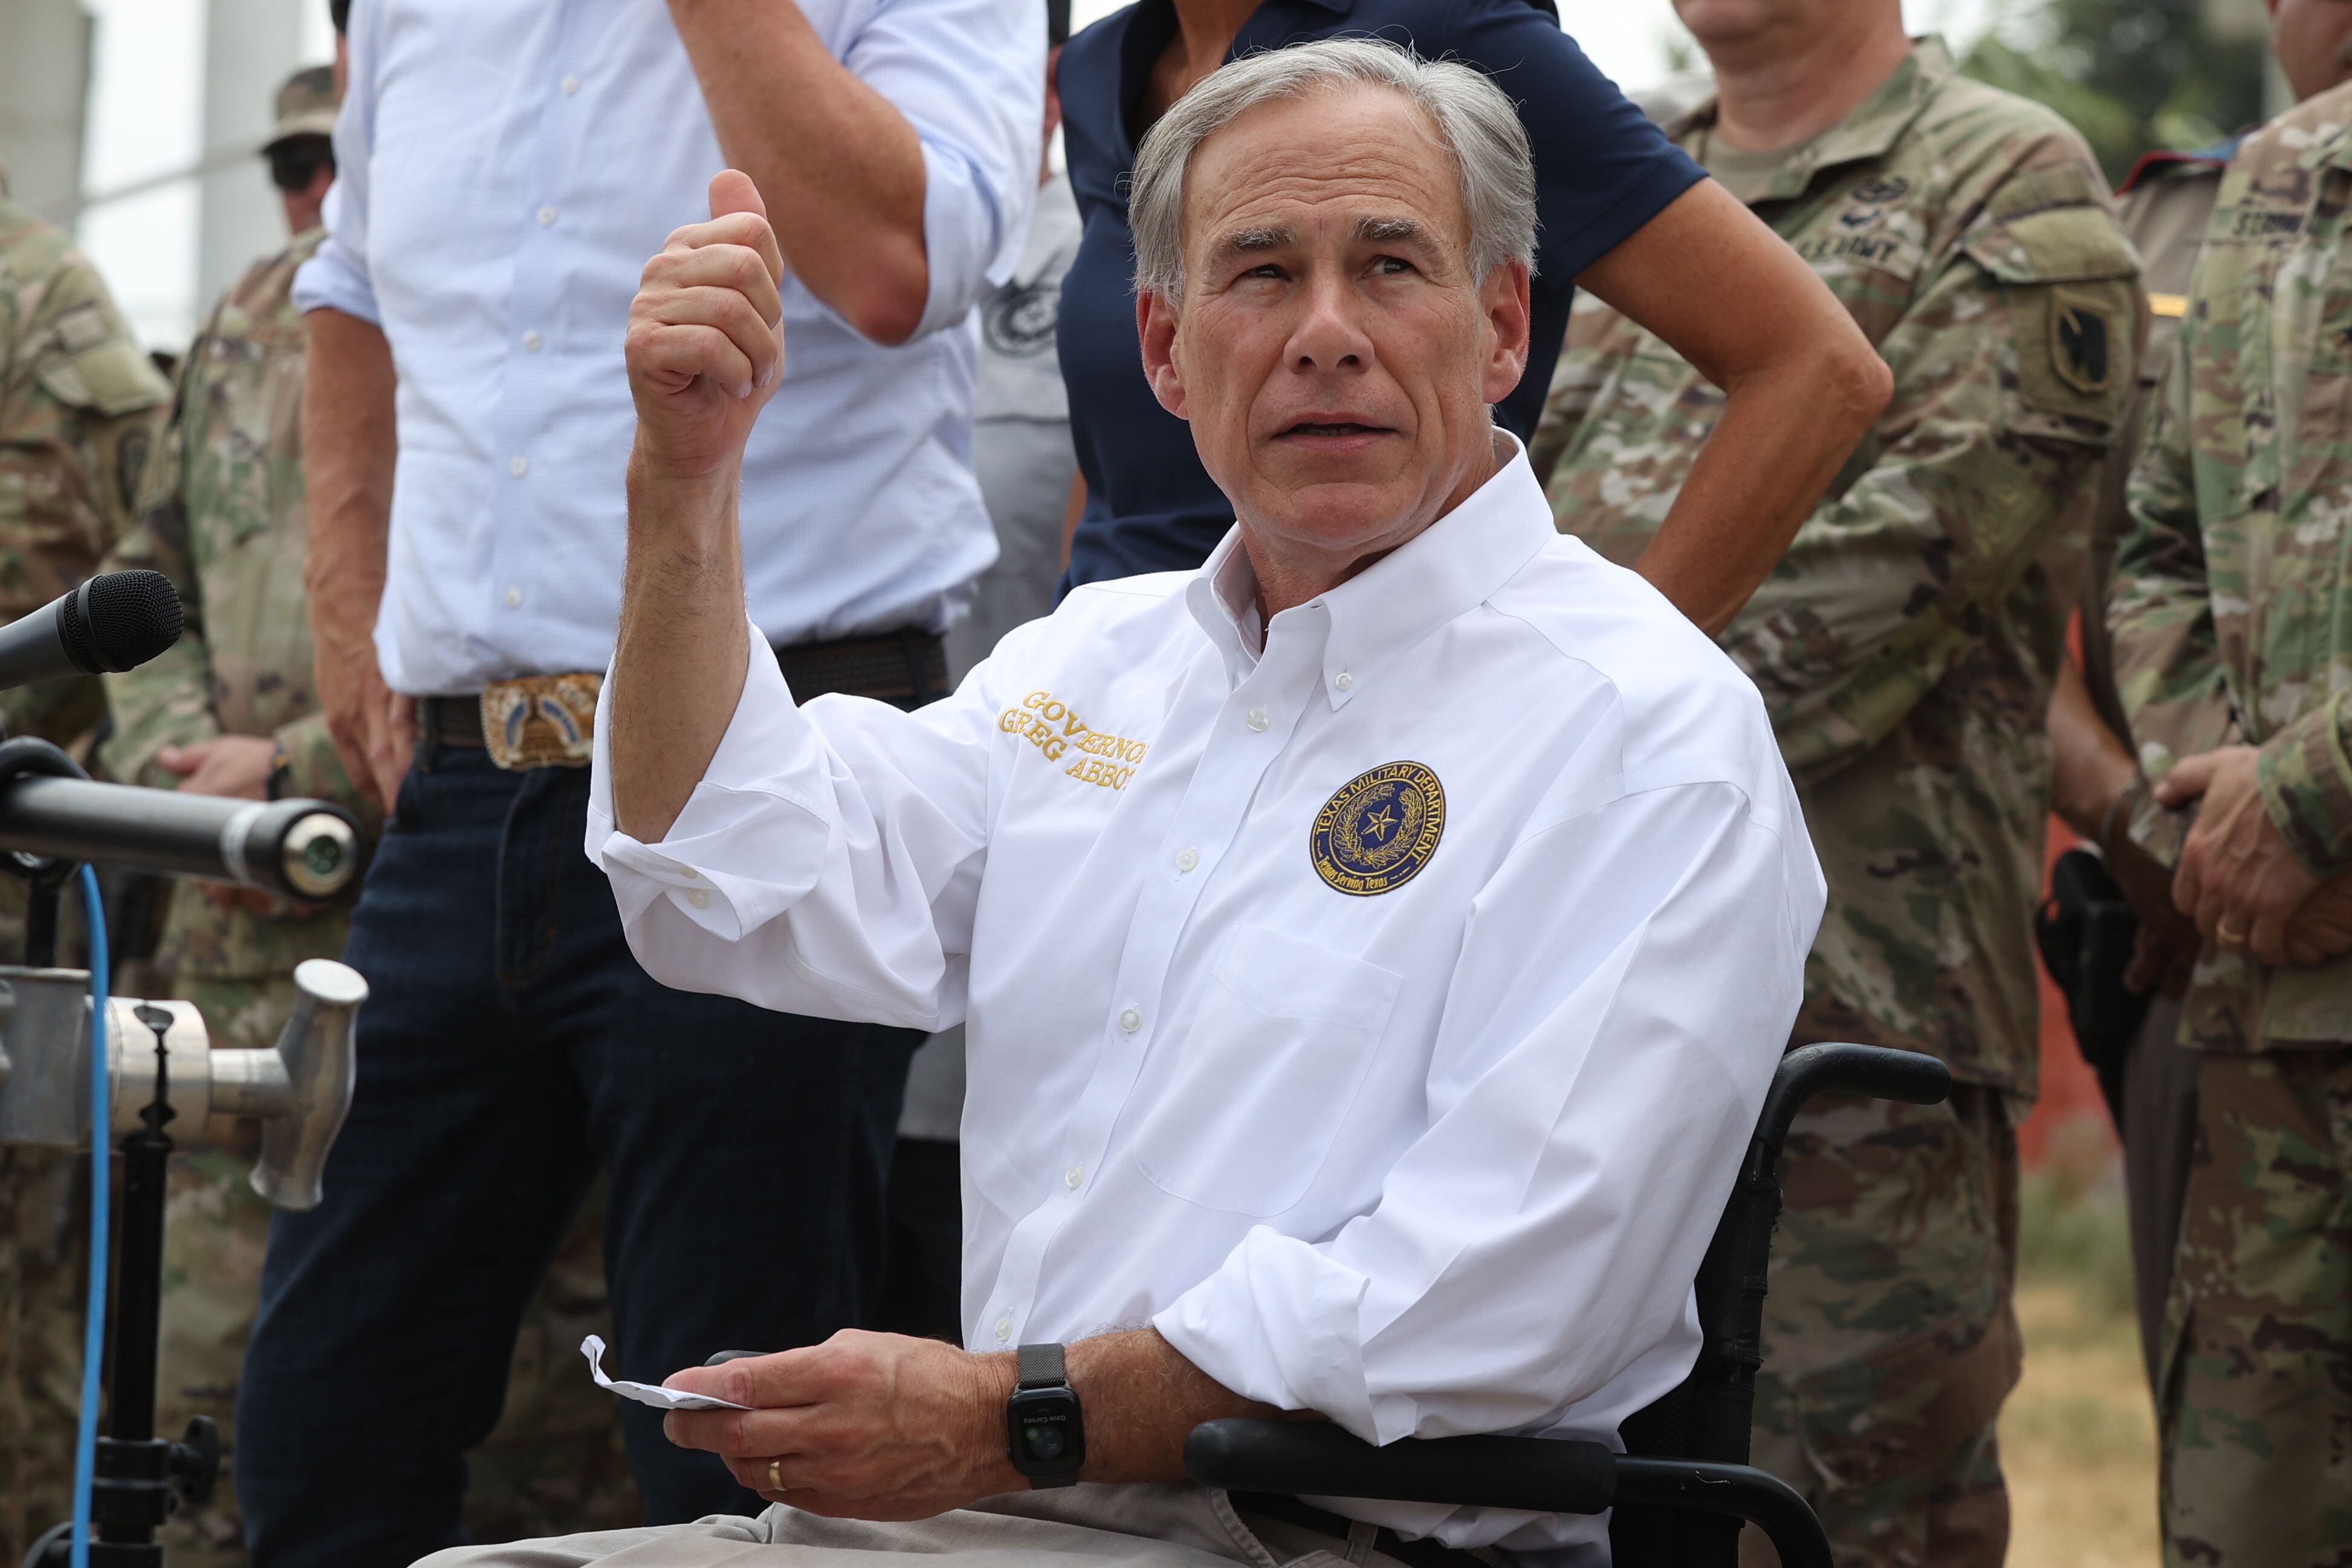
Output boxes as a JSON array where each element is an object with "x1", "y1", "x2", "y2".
[{"x1": 1310, "y1": 762, "x2": 1446, "y2": 896}]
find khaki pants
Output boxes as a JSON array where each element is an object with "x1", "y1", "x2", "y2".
[{"x1": 416, "y1": 1483, "x2": 1511, "y2": 1568}]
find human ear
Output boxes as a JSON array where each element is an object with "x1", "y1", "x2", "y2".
[
  {"x1": 1138, "y1": 288, "x2": 1191, "y2": 421},
  {"x1": 1478, "y1": 260, "x2": 1532, "y2": 406}
]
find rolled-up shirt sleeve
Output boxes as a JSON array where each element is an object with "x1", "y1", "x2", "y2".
[
  {"x1": 849, "y1": 0, "x2": 1045, "y2": 341},
  {"x1": 1155, "y1": 779, "x2": 1819, "y2": 1447},
  {"x1": 290, "y1": 0, "x2": 380, "y2": 323},
  {"x1": 586, "y1": 620, "x2": 1008, "y2": 1029}
]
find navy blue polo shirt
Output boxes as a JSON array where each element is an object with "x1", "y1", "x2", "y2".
[{"x1": 1057, "y1": 0, "x2": 1705, "y2": 588}]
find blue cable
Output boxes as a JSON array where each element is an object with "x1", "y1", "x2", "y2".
[{"x1": 70, "y1": 864, "x2": 109, "y2": 1568}]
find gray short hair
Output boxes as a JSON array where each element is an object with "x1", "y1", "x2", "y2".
[{"x1": 1127, "y1": 37, "x2": 1538, "y2": 300}]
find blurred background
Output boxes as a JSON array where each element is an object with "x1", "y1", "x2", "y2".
[
  {"x1": 0, "y1": 0, "x2": 2302, "y2": 1561},
  {"x1": 0, "y1": 0, "x2": 2296, "y2": 352}
]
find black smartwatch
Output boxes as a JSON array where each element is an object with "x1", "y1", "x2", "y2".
[{"x1": 1005, "y1": 1342, "x2": 1084, "y2": 1487}]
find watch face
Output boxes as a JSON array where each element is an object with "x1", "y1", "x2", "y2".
[{"x1": 1006, "y1": 1386, "x2": 1086, "y2": 1474}]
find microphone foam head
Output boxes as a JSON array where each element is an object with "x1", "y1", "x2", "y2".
[{"x1": 68, "y1": 570, "x2": 184, "y2": 673}]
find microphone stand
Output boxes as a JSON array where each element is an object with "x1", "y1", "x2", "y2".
[{"x1": 8, "y1": 736, "x2": 218, "y2": 1568}]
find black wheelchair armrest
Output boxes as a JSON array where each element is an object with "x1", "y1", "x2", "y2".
[
  {"x1": 1184, "y1": 1419, "x2": 1615, "y2": 1513},
  {"x1": 1183, "y1": 1420, "x2": 1832, "y2": 1568},
  {"x1": 1756, "y1": 1042, "x2": 1950, "y2": 1156}
]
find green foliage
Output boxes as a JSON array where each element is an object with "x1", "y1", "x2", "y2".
[{"x1": 1960, "y1": 0, "x2": 2269, "y2": 183}]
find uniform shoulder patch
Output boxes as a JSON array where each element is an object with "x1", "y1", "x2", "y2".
[
  {"x1": 2050, "y1": 286, "x2": 2117, "y2": 394},
  {"x1": 1310, "y1": 762, "x2": 1446, "y2": 896}
]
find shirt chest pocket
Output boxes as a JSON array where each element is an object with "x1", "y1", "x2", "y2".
[{"x1": 1129, "y1": 924, "x2": 1404, "y2": 1217}]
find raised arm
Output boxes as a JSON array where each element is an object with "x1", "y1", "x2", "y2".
[
  {"x1": 600, "y1": 172, "x2": 1000, "y2": 1026},
  {"x1": 609, "y1": 172, "x2": 785, "y2": 841},
  {"x1": 1573, "y1": 180, "x2": 1892, "y2": 635}
]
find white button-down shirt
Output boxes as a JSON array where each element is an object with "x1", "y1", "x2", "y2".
[
  {"x1": 296, "y1": 0, "x2": 1042, "y2": 695},
  {"x1": 589, "y1": 442, "x2": 1824, "y2": 1560}
]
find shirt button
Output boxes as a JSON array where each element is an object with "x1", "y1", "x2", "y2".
[
  {"x1": 560, "y1": 74, "x2": 580, "y2": 95},
  {"x1": 536, "y1": 204, "x2": 557, "y2": 226},
  {"x1": 1246, "y1": 707, "x2": 1270, "y2": 732},
  {"x1": 521, "y1": 329, "x2": 542, "y2": 352},
  {"x1": 994, "y1": 1316, "x2": 1012, "y2": 1343},
  {"x1": 687, "y1": 888, "x2": 710, "y2": 909},
  {"x1": 681, "y1": 866, "x2": 699, "y2": 879},
  {"x1": 1118, "y1": 1006, "x2": 1141, "y2": 1034},
  {"x1": 1064, "y1": 1164, "x2": 1084, "y2": 1189},
  {"x1": 1334, "y1": 670, "x2": 1353, "y2": 691},
  {"x1": 502, "y1": 586, "x2": 522, "y2": 608},
  {"x1": 508, "y1": 455, "x2": 528, "y2": 477},
  {"x1": 1174, "y1": 847, "x2": 1198, "y2": 873}
]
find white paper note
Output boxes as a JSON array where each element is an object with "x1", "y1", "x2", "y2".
[{"x1": 581, "y1": 1333, "x2": 754, "y2": 1411}]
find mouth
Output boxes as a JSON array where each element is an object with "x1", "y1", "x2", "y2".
[{"x1": 1273, "y1": 418, "x2": 1396, "y2": 445}]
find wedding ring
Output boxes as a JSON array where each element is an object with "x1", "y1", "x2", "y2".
[{"x1": 768, "y1": 1459, "x2": 785, "y2": 1492}]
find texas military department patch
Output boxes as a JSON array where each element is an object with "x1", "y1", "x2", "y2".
[{"x1": 1310, "y1": 761, "x2": 1447, "y2": 896}]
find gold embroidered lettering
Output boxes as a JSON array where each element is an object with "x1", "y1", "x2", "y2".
[{"x1": 1004, "y1": 690, "x2": 1148, "y2": 789}]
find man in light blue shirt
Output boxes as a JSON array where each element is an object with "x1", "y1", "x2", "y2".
[{"x1": 236, "y1": 2, "x2": 1040, "y2": 1563}]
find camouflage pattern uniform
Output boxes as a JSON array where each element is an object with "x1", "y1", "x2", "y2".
[
  {"x1": 0, "y1": 189, "x2": 170, "y2": 1567},
  {"x1": 1531, "y1": 39, "x2": 2139, "y2": 1568},
  {"x1": 2106, "y1": 80, "x2": 2352, "y2": 1568}
]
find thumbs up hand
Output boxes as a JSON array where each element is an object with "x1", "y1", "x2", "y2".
[{"x1": 624, "y1": 170, "x2": 787, "y2": 488}]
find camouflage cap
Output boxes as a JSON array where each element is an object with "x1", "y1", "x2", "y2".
[{"x1": 264, "y1": 65, "x2": 339, "y2": 151}]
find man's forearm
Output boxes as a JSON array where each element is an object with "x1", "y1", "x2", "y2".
[
  {"x1": 1635, "y1": 339, "x2": 1887, "y2": 636},
  {"x1": 302, "y1": 309, "x2": 395, "y2": 622},
  {"x1": 1067, "y1": 1329, "x2": 1291, "y2": 1485},
  {"x1": 951, "y1": 1329, "x2": 1282, "y2": 1496},
  {"x1": 666, "y1": 0, "x2": 928, "y2": 344},
  {"x1": 2049, "y1": 655, "x2": 2140, "y2": 846},
  {"x1": 608, "y1": 457, "x2": 751, "y2": 843}
]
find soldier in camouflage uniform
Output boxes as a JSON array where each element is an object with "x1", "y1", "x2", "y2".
[
  {"x1": 53, "y1": 65, "x2": 640, "y2": 1566},
  {"x1": 0, "y1": 167, "x2": 172, "y2": 1565},
  {"x1": 1531, "y1": 10, "x2": 2140, "y2": 1563},
  {"x1": 2106, "y1": 62, "x2": 2352, "y2": 1568},
  {"x1": 2050, "y1": 0, "x2": 2352, "y2": 1404}
]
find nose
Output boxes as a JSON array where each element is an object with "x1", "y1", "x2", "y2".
[{"x1": 1286, "y1": 270, "x2": 1373, "y2": 375}]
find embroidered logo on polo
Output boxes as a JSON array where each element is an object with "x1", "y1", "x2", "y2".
[
  {"x1": 999, "y1": 690, "x2": 1150, "y2": 791},
  {"x1": 1310, "y1": 762, "x2": 1446, "y2": 896}
]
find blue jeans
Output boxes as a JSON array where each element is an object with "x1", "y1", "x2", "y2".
[{"x1": 237, "y1": 744, "x2": 918, "y2": 1568}]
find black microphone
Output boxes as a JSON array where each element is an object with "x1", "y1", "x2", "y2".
[
  {"x1": 0, "y1": 777, "x2": 363, "y2": 900},
  {"x1": 0, "y1": 571, "x2": 183, "y2": 692}
]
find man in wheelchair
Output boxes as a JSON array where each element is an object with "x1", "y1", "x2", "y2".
[{"x1": 424, "y1": 37, "x2": 1889, "y2": 1568}]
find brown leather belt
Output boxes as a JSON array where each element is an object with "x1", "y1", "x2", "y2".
[
  {"x1": 423, "y1": 630, "x2": 949, "y2": 752},
  {"x1": 1231, "y1": 1492, "x2": 1515, "y2": 1568}
]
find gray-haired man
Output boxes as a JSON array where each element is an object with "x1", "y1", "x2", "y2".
[{"x1": 423, "y1": 39, "x2": 1877, "y2": 1568}]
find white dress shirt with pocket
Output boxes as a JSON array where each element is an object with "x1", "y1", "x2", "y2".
[
  {"x1": 295, "y1": 0, "x2": 1043, "y2": 695},
  {"x1": 588, "y1": 440, "x2": 1826, "y2": 1560}
]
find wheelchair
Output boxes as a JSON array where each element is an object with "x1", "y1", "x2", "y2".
[{"x1": 1183, "y1": 1041, "x2": 1953, "y2": 1568}]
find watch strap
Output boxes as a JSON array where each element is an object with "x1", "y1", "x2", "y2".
[{"x1": 1016, "y1": 1341, "x2": 1067, "y2": 1389}]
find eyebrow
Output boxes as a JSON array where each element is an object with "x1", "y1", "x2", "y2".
[
  {"x1": 1205, "y1": 215, "x2": 1434, "y2": 270},
  {"x1": 1208, "y1": 224, "x2": 1294, "y2": 267},
  {"x1": 1357, "y1": 215, "x2": 1427, "y2": 245}
]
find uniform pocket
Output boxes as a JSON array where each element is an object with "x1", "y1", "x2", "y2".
[{"x1": 1132, "y1": 924, "x2": 1404, "y2": 1217}]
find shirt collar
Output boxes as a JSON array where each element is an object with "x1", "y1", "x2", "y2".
[
  {"x1": 1184, "y1": 430, "x2": 1558, "y2": 710},
  {"x1": 1672, "y1": 36, "x2": 1953, "y2": 204}
]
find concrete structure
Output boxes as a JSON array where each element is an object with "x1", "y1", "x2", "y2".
[{"x1": 0, "y1": 0, "x2": 93, "y2": 216}]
